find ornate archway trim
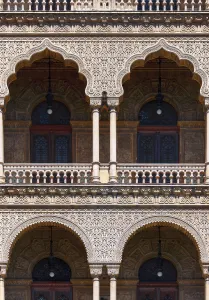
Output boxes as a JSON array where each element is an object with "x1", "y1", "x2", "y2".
[
  {"x1": 116, "y1": 215, "x2": 208, "y2": 263},
  {"x1": 2, "y1": 215, "x2": 93, "y2": 263},
  {"x1": 117, "y1": 38, "x2": 208, "y2": 98},
  {"x1": 1, "y1": 38, "x2": 92, "y2": 103}
]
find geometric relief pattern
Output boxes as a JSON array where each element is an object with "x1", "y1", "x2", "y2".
[
  {"x1": 1, "y1": 37, "x2": 209, "y2": 102},
  {"x1": 1, "y1": 209, "x2": 209, "y2": 265}
]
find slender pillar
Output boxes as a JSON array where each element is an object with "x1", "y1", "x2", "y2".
[
  {"x1": 0, "y1": 107, "x2": 4, "y2": 183},
  {"x1": 0, "y1": 277, "x2": 5, "y2": 300},
  {"x1": 90, "y1": 264, "x2": 103, "y2": 300},
  {"x1": 107, "y1": 264, "x2": 120, "y2": 300},
  {"x1": 93, "y1": 277, "x2": 100, "y2": 300},
  {"x1": 205, "y1": 98, "x2": 209, "y2": 184},
  {"x1": 206, "y1": 278, "x2": 209, "y2": 300},
  {"x1": 110, "y1": 277, "x2": 117, "y2": 300},
  {"x1": 109, "y1": 104, "x2": 118, "y2": 183},
  {"x1": 0, "y1": 265, "x2": 7, "y2": 300},
  {"x1": 91, "y1": 100, "x2": 101, "y2": 183}
]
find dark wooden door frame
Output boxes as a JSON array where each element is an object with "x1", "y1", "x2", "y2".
[
  {"x1": 30, "y1": 125, "x2": 72, "y2": 163},
  {"x1": 31, "y1": 282, "x2": 73, "y2": 300},
  {"x1": 137, "y1": 126, "x2": 180, "y2": 163},
  {"x1": 137, "y1": 282, "x2": 178, "y2": 300}
]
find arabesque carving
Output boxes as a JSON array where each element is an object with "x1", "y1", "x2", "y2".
[
  {"x1": 0, "y1": 209, "x2": 209, "y2": 266},
  {"x1": 0, "y1": 37, "x2": 209, "y2": 103}
]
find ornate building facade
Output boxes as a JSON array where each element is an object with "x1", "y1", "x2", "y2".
[{"x1": 0, "y1": 1, "x2": 209, "y2": 300}]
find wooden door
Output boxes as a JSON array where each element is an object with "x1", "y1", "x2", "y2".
[
  {"x1": 137, "y1": 284, "x2": 178, "y2": 300},
  {"x1": 137, "y1": 130, "x2": 178, "y2": 163},
  {"x1": 31, "y1": 125, "x2": 71, "y2": 163},
  {"x1": 32, "y1": 282, "x2": 72, "y2": 300}
]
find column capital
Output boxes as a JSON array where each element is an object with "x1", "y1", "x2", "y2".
[
  {"x1": 107, "y1": 97, "x2": 120, "y2": 108},
  {"x1": 89, "y1": 264, "x2": 103, "y2": 278},
  {"x1": 0, "y1": 97, "x2": 4, "y2": 109},
  {"x1": 90, "y1": 98, "x2": 102, "y2": 108},
  {"x1": 0, "y1": 264, "x2": 7, "y2": 278},
  {"x1": 107, "y1": 264, "x2": 120, "y2": 278},
  {"x1": 205, "y1": 98, "x2": 209, "y2": 110},
  {"x1": 201, "y1": 263, "x2": 209, "y2": 278}
]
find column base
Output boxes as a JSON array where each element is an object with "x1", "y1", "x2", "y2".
[
  {"x1": 92, "y1": 162, "x2": 100, "y2": 183},
  {"x1": 205, "y1": 163, "x2": 209, "y2": 184},
  {"x1": 109, "y1": 161, "x2": 117, "y2": 183}
]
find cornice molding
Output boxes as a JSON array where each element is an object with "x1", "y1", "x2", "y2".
[
  {"x1": 0, "y1": 185, "x2": 209, "y2": 206},
  {"x1": 0, "y1": 12, "x2": 209, "y2": 35}
]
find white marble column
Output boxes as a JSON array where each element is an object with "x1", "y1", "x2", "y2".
[
  {"x1": 205, "y1": 98, "x2": 209, "y2": 184},
  {"x1": 91, "y1": 99, "x2": 101, "y2": 183},
  {"x1": 0, "y1": 107, "x2": 4, "y2": 183},
  {"x1": 0, "y1": 265, "x2": 6, "y2": 300},
  {"x1": 206, "y1": 278, "x2": 209, "y2": 300},
  {"x1": 90, "y1": 264, "x2": 103, "y2": 300},
  {"x1": 0, "y1": 277, "x2": 5, "y2": 300},
  {"x1": 108, "y1": 98, "x2": 119, "y2": 183},
  {"x1": 107, "y1": 264, "x2": 120, "y2": 300}
]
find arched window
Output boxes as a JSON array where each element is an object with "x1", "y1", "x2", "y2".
[
  {"x1": 138, "y1": 101, "x2": 179, "y2": 163},
  {"x1": 31, "y1": 101, "x2": 72, "y2": 163},
  {"x1": 138, "y1": 258, "x2": 178, "y2": 300},
  {"x1": 31, "y1": 257, "x2": 72, "y2": 300},
  {"x1": 32, "y1": 257, "x2": 71, "y2": 282},
  {"x1": 138, "y1": 258, "x2": 177, "y2": 282}
]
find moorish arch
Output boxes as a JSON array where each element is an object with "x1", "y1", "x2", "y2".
[
  {"x1": 116, "y1": 216, "x2": 208, "y2": 264},
  {"x1": 117, "y1": 38, "x2": 208, "y2": 99},
  {"x1": 1, "y1": 38, "x2": 93, "y2": 104},
  {"x1": 119, "y1": 225, "x2": 204, "y2": 300},
  {"x1": 2, "y1": 215, "x2": 94, "y2": 264}
]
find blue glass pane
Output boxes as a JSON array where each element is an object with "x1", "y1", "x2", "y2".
[
  {"x1": 34, "y1": 136, "x2": 48, "y2": 163},
  {"x1": 55, "y1": 136, "x2": 69, "y2": 163},
  {"x1": 32, "y1": 101, "x2": 70, "y2": 125}
]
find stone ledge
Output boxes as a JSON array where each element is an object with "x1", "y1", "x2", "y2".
[
  {"x1": 0, "y1": 12, "x2": 209, "y2": 34},
  {"x1": 0, "y1": 184, "x2": 209, "y2": 206}
]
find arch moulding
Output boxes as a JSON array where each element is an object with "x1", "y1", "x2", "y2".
[
  {"x1": 1, "y1": 38, "x2": 93, "y2": 105},
  {"x1": 2, "y1": 215, "x2": 94, "y2": 264},
  {"x1": 116, "y1": 215, "x2": 208, "y2": 265},
  {"x1": 117, "y1": 38, "x2": 208, "y2": 100}
]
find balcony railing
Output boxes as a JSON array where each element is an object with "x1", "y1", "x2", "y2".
[
  {"x1": 117, "y1": 163, "x2": 205, "y2": 184},
  {"x1": 3, "y1": 163, "x2": 206, "y2": 185},
  {"x1": 4, "y1": 163, "x2": 92, "y2": 184},
  {"x1": 3, "y1": 0, "x2": 206, "y2": 12}
]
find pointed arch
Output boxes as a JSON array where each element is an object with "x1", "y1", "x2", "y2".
[
  {"x1": 117, "y1": 38, "x2": 208, "y2": 99},
  {"x1": 1, "y1": 38, "x2": 92, "y2": 104}
]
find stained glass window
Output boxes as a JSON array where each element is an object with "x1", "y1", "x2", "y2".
[
  {"x1": 55, "y1": 136, "x2": 69, "y2": 163},
  {"x1": 32, "y1": 101, "x2": 70, "y2": 125},
  {"x1": 32, "y1": 257, "x2": 71, "y2": 282},
  {"x1": 139, "y1": 101, "x2": 177, "y2": 126},
  {"x1": 139, "y1": 258, "x2": 177, "y2": 282},
  {"x1": 33, "y1": 136, "x2": 48, "y2": 163}
]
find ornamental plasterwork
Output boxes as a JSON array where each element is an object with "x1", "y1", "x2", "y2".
[
  {"x1": 0, "y1": 209, "x2": 208, "y2": 266},
  {"x1": 1, "y1": 13, "x2": 209, "y2": 35},
  {"x1": 1, "y1": 186, "x2": 209, "y2": 205},
  {"x1": 0, "y1": 37, "x2": 209, "y2": 101}
]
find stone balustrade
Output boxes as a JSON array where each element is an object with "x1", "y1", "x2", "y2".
[
  {"x1": 4, "y1": 163, "x2": 92, "y2": 184},
  {"x1": 117, "y1": 163, "x2": 205, "y2": 185},
  {"x1": 2, "y1": 0, "x2": 206, "y2": 11},
  {"x1": 2, "y1": 163, "x2": 206, "y2": 185}
]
